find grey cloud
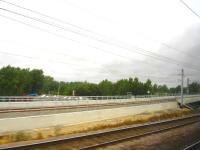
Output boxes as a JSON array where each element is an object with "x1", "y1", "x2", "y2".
[{"x1": 98, "y1": 23, "x2": 200, "y2": 87}]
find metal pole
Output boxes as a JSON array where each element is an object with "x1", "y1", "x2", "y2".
[
  {"x1": 187, "y1": 78, "x2": 189, "y2": 95},
  {"x1": 181, "y1": 69, "x2": 184, "y2": 107},
  {"x1": 72, "y1": 90, "x2": 75, "y2": 96}
]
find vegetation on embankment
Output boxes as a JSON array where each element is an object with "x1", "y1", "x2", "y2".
[{"x1": 0, "y1": 109, "x2": 194, "y2": 145}]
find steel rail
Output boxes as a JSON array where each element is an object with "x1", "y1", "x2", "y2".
[
  {"x1": 0, "y1": 114, "x2": 200, "y2": 150},
  {"x1": 79, "y1": 120, "x2": 199, "y2": 150},
  {"x1": 183, "y1": 139, "x2": 200, "y2": 150}
]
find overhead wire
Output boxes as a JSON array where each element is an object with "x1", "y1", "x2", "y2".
[
  {"x1": 0, "y1": 50, "x2": 177, "y2": 84},
  {"x1": 0, "y1": 7, "x2": 200, "y2": 72},
  {"x1": 0, "y1": 50, "x2": 121, "y2": 77},
  {"x1": 0, "y1": 2, "x2": 198, "y2": 67},
  {"x1": 0, "y1": 13, "x2": 133, "y2": 62},
  {"x1": 0, "y1": 12, "x2": 181, "y2": 71},
  {"x1": 0, "y1": 8, "x2": 184, "y2": 66},
  {"x1": 0, "y1": 3, "x2": 198, "y2": 85},
  {"x1": 0, "y1": 15, "x2": 160, "y2": 78},
  {"x1": 0, "y1": 50, "x2": 97, "y2": 70},
  {"x1": 0, "y1": 0, "x2": 98, "y2": 34},
  {"x1": 180, "y1": 0, "x2": 200, "y2": 18},
  {"x1": 60, "y1": 0, "x2": 200, "y2": 61},
  {"x1": 0, "y1": 11, "x2": 134, "y2": 61},
  {"x1": 1, "y1": 0, "x2": 200, "y2": 63}
]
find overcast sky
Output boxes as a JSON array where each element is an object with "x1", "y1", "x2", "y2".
[{"x1": 0, "y1": 0, "x2": 200, "y2": 87}]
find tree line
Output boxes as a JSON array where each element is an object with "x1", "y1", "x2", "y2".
[{"x1": 0, "y1": 66, "x2": 199, "y2": 96}]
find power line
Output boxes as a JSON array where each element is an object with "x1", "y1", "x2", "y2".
[
  {"x1": 0, "y1": 45, "x2": 166, "y2": 78},
  {"x1": 0, "y1": 1, "x2": 199, "y2": 64},
  {"x1": 142, "y1": 34, "x2": 200, "y2": 61},
  {"x1": 3, "y1": 0, "x2": 199, "y2": 63},
  {"x1": 180, "y1": 0, "x2": 200, "y2": 18},
  {"x1": 0, "y1": 13, "x2": 166, "y2": 74},
  {"x1": 1, "y1": 7, "x2": 200, "y2": 72},
  {"x1": 1, "y1": 1, "x2": 200, "y2": 70},
  {"x1": 1, "y1": 5, "x2": 200, "y2": 78},
  {"x1": 0, "y1": 8, "x2": 140, "y2": 62},
  {"x1": 60, "y1": 0, "x2": 200, "y2": 61},
  {"x1": 0, "y1": 51, "x2": 94, "y2": 69},
  {"x1": 0, "y1": 50, "x2": 181, "y2": 85},
  {"x1": 2, "y1": 0, "x2": 199, "y2": 62},
  {"x1": 0, "y1": 51, "x2": 38, "y2": 59},
  {"x1": 1, "y1": 1, "x2": 200, "y2": 73},
  {"x1": 0, "y1": 0, "x2": 98, "y2": 34},
  {"x1": 0, "y1": 12, "x2": 192, "y2": 85},
  {"x1": 0, "y1": 50, "x2": 125, "y2": 77},
  {"x1": 0, "y1": 51, "x2": 178, "y2": 84},
  {"x1": 0, "y1": 14, "x2": 132, "y2": 61},
  {"x1": 0, "y1": 12, "x2": 177, "y2": 66}
]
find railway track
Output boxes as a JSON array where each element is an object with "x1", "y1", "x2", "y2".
[
  {"x1": 0, "y1": 113, "x2": 200, "y2": 150},
  {"x1": 183, "y1": 139, "x2": 200, "y2": 150},
  {"x1": 0, "y1": 99, "x2": 175, "y2": 113}
]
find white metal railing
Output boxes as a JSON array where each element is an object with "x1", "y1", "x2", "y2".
[
  {"x1": 0, "y1": 94, "x2": 199, "y2": 102},
  {"x1": 0, "y1": 95, "x2": 131, "y2": 102}
]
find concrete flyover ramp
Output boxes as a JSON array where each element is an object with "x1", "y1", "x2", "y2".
[
  {"x1": 0, "y1": 95, "x2": 198, "y2": 134},
  {"x1": 176, "y1": 95, "x2": 200, "y2": 105},
  {"x1": 0, "y1": 100, "x2": 178, "y2": 134}
]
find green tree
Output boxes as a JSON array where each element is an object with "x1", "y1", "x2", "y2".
[
  {"x1": 189, "y1": 82, "x2": 200, "y2": 94},
  {"x1": 0, "y1": 65, "x2": 179, "y2": 96},
  {"x1": 98, "y1": 80, "x2": 113, "y2": 96},
  {"x1": 144, "y1": 79, "x2": 153, "y2": 94},
  {"x1": 113, "y1": 79, "x2": 129, "y2": 95},
  {"x1": 30, "y1": 69, "x2": 44, "y2": 94}
]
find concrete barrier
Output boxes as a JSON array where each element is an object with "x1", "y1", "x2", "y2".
[{"x1": 0, "y1": 101, "x2": 178, "y2": 134}]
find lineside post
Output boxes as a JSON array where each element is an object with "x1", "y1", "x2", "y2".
[
  {"x1": 181, "y1": 69, "x2": 184, "y2": 107},
  {"x1": 187, "y1": 78, "x2": 190, "y2": 95}
]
